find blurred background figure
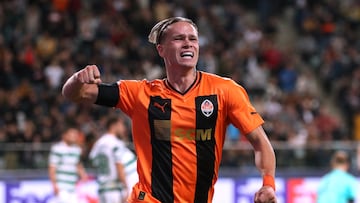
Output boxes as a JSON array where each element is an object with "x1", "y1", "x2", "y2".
[
  {"x1": 317, "y1": 150, "x2": 358, "y2": 203},
  {"x1": 48, "y1": 127, "x2": 88, "y2": 203},
  {"x1": 89, "y1": 116, "x2": 138, "y2": 203},
  {"x1": 0, "y1": 0, "x2": 359, "y2": 201}
]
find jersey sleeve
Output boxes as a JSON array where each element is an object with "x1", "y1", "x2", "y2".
[
  {"x1": 226, "y1": 80, "x2": 264, "y2": 135},
  {"x1": 48, "y1": 145, "x2": 60, "y2": 166},
  {"x1": 115, "y1": 80, "x2": 143, "y2": 117},
  {"x1": 112, "y1": 140, "x2": 136, "y2": 168},
  {"x1": 113, "y1": 142, "x2": 131, "y2": 163},
  {"x1": 88, "y1": 143, "x2": 97, "y2": 161},
  {"x1": 74, "y1": 146, "x2": 82, "y2": 164},
  {"x1": 347, "y1": 176, "x2": 358, "y2": 200}
]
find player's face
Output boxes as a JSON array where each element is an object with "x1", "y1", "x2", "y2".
[
  {"x1": 115, "y1": 120, "x2": 127, "y2": 140},
  {"x1": 157, "y1": 21, "x2": 199, "y2": 70},
  {"x1": 63, "y1": 129, "x2": 79, "y2": 145}
]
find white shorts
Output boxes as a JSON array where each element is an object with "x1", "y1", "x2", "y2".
[{"x1": 56, "y1": 190, "x2": 78, "y2": 203}]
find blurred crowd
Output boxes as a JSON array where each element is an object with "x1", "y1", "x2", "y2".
[{"x1": 0, "y1": 0, "x2": 359, "y2": 169}]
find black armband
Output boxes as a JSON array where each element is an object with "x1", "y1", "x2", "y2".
[{"x1": 95, "y1": 83, "x2": 119, "y2": 107}]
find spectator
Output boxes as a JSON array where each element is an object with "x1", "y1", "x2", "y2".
[{"x1": 0, "y1": 0, "x2": 358, "y2": 171}]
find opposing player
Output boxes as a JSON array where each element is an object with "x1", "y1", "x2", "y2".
[
  {"x1": 62, "y1": 17, "x2": 277, "y2": 203},
  {"x1": 89, "y1": 116, "x2": 138, "y2": 203},
  {"x1": 317, "y1": 150, "x2": 357, "y2": 203},
  {"x1": 48, "y1": 127, "x2": 88, "y2": 203}
]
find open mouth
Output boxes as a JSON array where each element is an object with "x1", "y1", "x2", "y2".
[{"x1": 180, "y1": 51, "x2": 194, "y2": 58}]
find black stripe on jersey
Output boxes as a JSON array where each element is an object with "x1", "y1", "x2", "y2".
[
  {"x1": 194, "y1": 95, "x2": 218, "y2": 203},
  {"x1": 148, "y1": 96, "x2": 173, "y2": 202}
]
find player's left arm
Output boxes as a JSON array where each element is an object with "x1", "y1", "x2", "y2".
[
  {"x1": 116, "y1": 162, "x2": 129, "y2": 202},
  {"x1": 348, "y1": 177, "x2": 358, "y2": 203},
  {"x1": 48, "y1": 163, "x2": 59, "y2": 195},
  {"x1": 77, "y1": 162, "x2": 88, "y2": 181},
  {"x1": 116, "y1": 162, "x2": 128, "y2": 188},
  {"x1": 246, "y1": 125, "x2": 277, "y2": 203}
]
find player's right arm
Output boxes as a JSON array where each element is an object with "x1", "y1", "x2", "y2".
[
  {"x1": 48, "y1": 163, "x2": 59, "y2": 195},
  {"x1": 62, "y1": 65, "x2": 120, "y2": 107},
  {"x1": 48, "y1": 146, "x2": 59, "y2": 195},
  {"x1": 62, "y1": 65, "x2": 102, "y2": 104}
]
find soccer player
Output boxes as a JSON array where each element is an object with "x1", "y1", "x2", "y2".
[
  {"x1": 62, "y1": 17, "x2": 277, "y2": 203},
  {"x1": 89, "y1": 116, "x2": 138, "y2": 203},
  {"x1": 317, "y1": 150, "x2": 358, "y2": 203},
  {"x1": 48, "y1": 127, "x2": 88, "y2": 203}
]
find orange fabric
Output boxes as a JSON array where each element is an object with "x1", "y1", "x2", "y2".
[
  {"x1": 321, "y1": 22, "x2": 336, "y2": 34},
  {"x1": 354, "y1": 113, "x2": 360, "y2": 140},
  {"x1": 263, "y1": 174, "x2": 276, "y2": 191},
  {"x1": 117, "y1": 71, "x2": 264, "y2": 202},
  {"x1": 52, "y1": 0, "x2": 69, "y2": 12}
]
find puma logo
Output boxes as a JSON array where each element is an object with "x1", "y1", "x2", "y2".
[
  {"x1": 154, "y1": 102, "x2": 168, "y2": 113},
  {"x1": 138, "y1": 191, "x2": 146, "y2": 200}
]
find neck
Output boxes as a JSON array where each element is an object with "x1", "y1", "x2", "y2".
[
  {"x1": 63, "y1": 141, "x2": 72, "y2": 146},
  {"x1": 107, "y1": 131, "x2": 116, "y2": 136},
  {"x1": 166, "y1": 68, "x2": 197, "y2": 93},
  {"x1": 333, "y1": 164, "x2": 348, "y2": 172}
]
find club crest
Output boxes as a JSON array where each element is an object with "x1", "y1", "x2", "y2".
[{"x1": 201, "y1": 99, "x2": 214, "y2": 117}]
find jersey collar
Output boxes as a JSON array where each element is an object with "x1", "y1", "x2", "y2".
[{"x1": 164, "y1": 71, "x2": 201, "y2": 95}]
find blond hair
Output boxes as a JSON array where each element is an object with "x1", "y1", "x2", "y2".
[
  {"x1": 331, "y1": 150, "x2": 350, "y2": 166},
  {"x1": 148, "y1": 17, "x2": 198, "y2": 45}
]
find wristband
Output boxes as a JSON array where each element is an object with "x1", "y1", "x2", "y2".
[{"x1": 262, "y1": 175, "x2": 276, "y2": 191}]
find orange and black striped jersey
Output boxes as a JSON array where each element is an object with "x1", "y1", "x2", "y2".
[{"x1": 115, "y1": 71, "x2": 264, "y2": 203}]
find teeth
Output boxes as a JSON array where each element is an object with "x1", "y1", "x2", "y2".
[{"x1": 181, "y1": 52, "x2": 193, "y2": 57}]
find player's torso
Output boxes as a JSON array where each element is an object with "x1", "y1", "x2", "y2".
[
  {"x1": 52, "y1": 143, "x2": 81, "y2": 190},
  {"x1": 130, "y1": 72, "x2": 228, "y2": 143},
  {"x1": 92, "y1": 135, "x2": 121, "y2": 183},
  {"x1": 121, "y1": 72, "x2": 229, "y2": 203},
  {"x1": 53, "y1": 143, "x2": 81, "y2": 168}
]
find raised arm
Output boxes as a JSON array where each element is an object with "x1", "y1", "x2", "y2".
[
  {"x1": 246, "y1": 125, "x2": 277, "y2": 203},
  {"x1": 62, "y1": 65, "x2": 102, "y2": 104}
]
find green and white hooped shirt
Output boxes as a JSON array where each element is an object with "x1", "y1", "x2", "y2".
[
  {"x1": 49, "y1": 141, "x2": 82, "y2": 192},
  {"x1": 89, "y1": 134, "x2": 137, "y2": 193}
]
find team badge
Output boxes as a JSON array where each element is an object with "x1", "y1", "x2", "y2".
[{"x1": 201, "y1": 99, "x2": 214, "y2": 117}]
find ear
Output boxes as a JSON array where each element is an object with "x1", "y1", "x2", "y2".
[{"x1": 157, "y1": 44, "x2": 164, "y2": 58}]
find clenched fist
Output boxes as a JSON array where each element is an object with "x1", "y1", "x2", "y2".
[
  {"x1": 254, "y1": 186, "x2": 277, "y2": 203},
  {"x1": 74, "y1": 65, "x2": 102, "y2": 84},
  {"x1": 62, "y1": 65, "x2": 103, "y2": 103}
]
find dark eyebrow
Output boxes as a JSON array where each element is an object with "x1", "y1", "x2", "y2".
[{"x1": 172, "y1": 33, "x2": 198, "y2": 38}]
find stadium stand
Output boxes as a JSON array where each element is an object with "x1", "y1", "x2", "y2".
[{"x1": 0, "y1": 0, "x2": 359, "y2": 175}]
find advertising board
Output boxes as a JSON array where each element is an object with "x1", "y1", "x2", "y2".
[{"x1": 0, "y1": 177, "x2": 358, "y2": 203}]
